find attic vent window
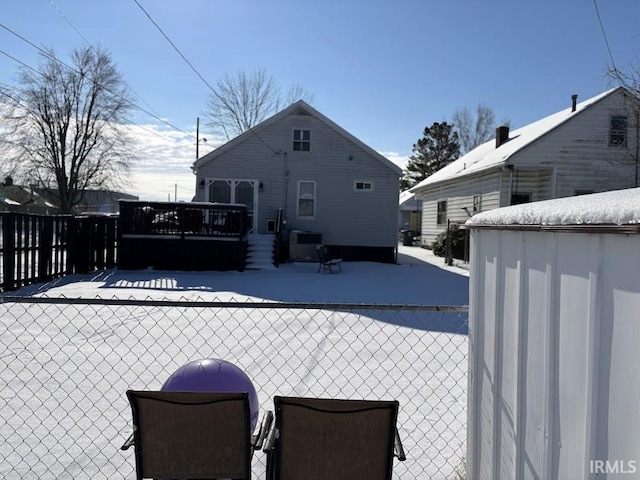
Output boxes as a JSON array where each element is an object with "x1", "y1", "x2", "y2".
[
  {"x1": 293, "y1": 129, "x2": 311, "y2": 151},
  {"x1": 609, "y1": 116, "x2": 627, "y2": 147}
]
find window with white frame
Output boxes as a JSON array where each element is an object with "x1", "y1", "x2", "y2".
[
  {"x1": 297, "y1": 181, "x2": 316, "y2": 217},
  {"x1": 436, "y1": 200, "x2": 447, "y2": 225},
  {"x1": 293, "y1": 129, "x2": 311, "y2": 151},
  {"x1": 354, "y1": 180, "x2": 374, "y2": 192},
  {"x1": 609, "y1": 116, "x2": 627, "y2": 147}
]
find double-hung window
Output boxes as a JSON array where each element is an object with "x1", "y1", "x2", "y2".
[
  {"x1": 297, "y1": 181, "x2": 316, "y2": 218},
  {"x1": 609, "y1": 116, "x2": 627, "y2": 147},
  {"x1": 293, "y1": 129, "x2": 311, "y2": 151}
]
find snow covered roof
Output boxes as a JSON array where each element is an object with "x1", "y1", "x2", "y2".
[
  {"x1": 410, "y1": 87, "x2": 623, "y2": 192},
  {"x1": 193, "y1": 100, "x2": 402, "y2": 175},
  {"x1": 399, "y1": 190, "x2": 415, "y2": 205},
  {"x1": 466, "y1": 187, "x2": 640, "y2": 229}
]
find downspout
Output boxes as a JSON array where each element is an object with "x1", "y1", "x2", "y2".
[
  {"x1": 635, "y1": 111, "x2": 639, "y2": 187},
  {"x1": 551, "y1": 166, "x2": 557, "y2": 198},
  {"x1": 283, "y1": 151, "x2": 289, "y2": 220}
]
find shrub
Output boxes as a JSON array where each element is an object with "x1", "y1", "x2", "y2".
[{"x1": 432, "y1": 224, "x2": 468, "y2": 260}]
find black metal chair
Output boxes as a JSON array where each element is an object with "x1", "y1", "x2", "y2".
[
  {"x1": 316, "y1": 245, "x2": 342, "y2": 273},
  {"x1": 263, "y1": 396, "x2": 405, "y2": 480},
  {"x1": 121, "y1": 390, "x2": 272, "y2": 480}
]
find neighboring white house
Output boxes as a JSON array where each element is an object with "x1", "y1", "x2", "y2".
[
  {"x1": 192, "y1": 100, "x2": 402, "y2": 263},
  {"x1": 465, "y1": 188, "x2": 640, "y2": 479},
  {"x1": 410, "y1": 87, "x2": 640, "y2": 246}
]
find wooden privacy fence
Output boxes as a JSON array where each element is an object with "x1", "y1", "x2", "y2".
[{"x1": 0, "y1": 212, "x2": 117, "y2": 292}]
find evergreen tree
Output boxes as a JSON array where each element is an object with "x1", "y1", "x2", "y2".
[{"x1": 401, "y1": 122, "x2": 460, "y2": 190}]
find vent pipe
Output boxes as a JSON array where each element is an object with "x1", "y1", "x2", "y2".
[
  {"x1": 571, "y1": 94, "x2": 578, "y2": 112},
  {"x1": 496, "y1": 126, "x2": 510, "y2": 148}
]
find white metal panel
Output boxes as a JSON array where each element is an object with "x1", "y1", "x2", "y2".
[
  {"x1": 496, "y1": 230, "x2": 525, "y2": 479},
  {"x1": 597, "y1": 235, "x2": 640, "y2": 473},
  {"x1": 469, "y1": 228, "x2": 640, "y2": 480}
]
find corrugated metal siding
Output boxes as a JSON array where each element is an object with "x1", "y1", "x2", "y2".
[
  {"x1": 194, "y1": 113, "x2": 400, "y2": 247},
  {"x1": 469, "y1": 229, "x2": 640, "y2": 479}
]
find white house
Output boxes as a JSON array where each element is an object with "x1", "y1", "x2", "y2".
[
  {"x1": 410, "y1": 87, "x2": 640, "y2": 246},
  {"x1": 192, "y1": 101, "x2": 402, "y2": 263}
]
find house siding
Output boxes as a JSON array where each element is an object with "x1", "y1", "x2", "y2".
[
  {"x1": 417, "y1": 171, "x2": 502, "y2": 246},
  {"x1": 194, "y1": 110, "x2": 400, "y2": 253}
]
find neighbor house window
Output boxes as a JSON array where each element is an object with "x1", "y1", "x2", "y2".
[
  {"x1": 609, "y1": 116, "x2": 627, "y2": 147},
  {"x1": 297, "y1": 181, "x2": 316, "y2": 217},
  {"x1": 473, "y1": 195, "x2": 482, "y2": 214},
  {"x1": 511, "y1": 193, "x2": 531, "y2": 205},
  {"x1": 354, "y1": 180, "x2": 374, "y2": 192},
  {"x1": 293, "y1": 129, "x2": 311, "y2": 151},
  {"x1": 436, "y1": 200, "x2": 447, "y2": 225}
]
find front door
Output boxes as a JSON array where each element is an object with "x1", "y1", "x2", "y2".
[{"x1": 207, "y1": 179, "x2": 258, "y2": 233}]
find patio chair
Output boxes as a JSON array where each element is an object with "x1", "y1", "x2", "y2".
[
  {"x1": 263, "y1": 396, "x2": 406, "y2": 480},
  {"x1": 121, "y1": 390, "x2": 272, "y2": 480},
  {"x1": 316, "y1": 245, "x2": 342, "y2": 273}
]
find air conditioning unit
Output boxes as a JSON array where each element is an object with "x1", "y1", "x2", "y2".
[
  {"x1": 266, "y1": 219, "x2": 277, "y2": 233},
  {"x1": 289, "y1": 230, "x2": 322, "y2": 261}
]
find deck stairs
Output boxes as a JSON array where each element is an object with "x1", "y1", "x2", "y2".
[{"x1": 245, "y1": 234, "x2": 277, "y2": 270}]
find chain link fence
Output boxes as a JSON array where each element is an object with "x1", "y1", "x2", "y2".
[{"x1": 0, "y1": 297, "x2": 468, "y2": 479}]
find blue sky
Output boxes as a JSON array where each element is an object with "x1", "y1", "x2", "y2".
[{"x1": 1, "y1": 0, "x2": 639, "y2": 200}]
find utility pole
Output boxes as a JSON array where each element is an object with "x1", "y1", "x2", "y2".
[{"x1": 196, "y1": 117, "x2": 207, "y2": 160}]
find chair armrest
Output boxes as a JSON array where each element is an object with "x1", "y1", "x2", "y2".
[
  {"x1": 120, "y1": 432, "x2": 134, "y2": 451},
  {"x1": 394, "y1": 427, "x2": 406, "y2": 461},
  {"x1": 251, "y1": 411, "x2": 273, "y2": 451},
  {"x1": 263, "y1": 417, "x2": 278, "y2": 452}
]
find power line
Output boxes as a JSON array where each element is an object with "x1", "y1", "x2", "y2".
[
  {"x1": 45, "y1": 0, "x2": 164, "y2": 120},
  {"x1": 132, "y1": 0, "x2": 216, "y2": 92},
  {"x1": 131, "y1": 0, "x2": 280, "y2": 155},
  {"x1": 593, "y1": 0, "x2": 623, "y2": 86},
  {"x1": 0, "y1": 22, "x2": 197, "y2": 141}
]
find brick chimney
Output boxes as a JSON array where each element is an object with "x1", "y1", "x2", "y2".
[{"x1": 496, "y1": 126, "x2": 510, "y2": 148}]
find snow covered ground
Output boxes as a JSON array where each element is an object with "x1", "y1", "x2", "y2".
[{"x1": 1, "y1": 245, "x2": 470, "y2": 479}]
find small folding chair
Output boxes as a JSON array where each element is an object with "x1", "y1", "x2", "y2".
[
  {"x1": 121, "y1": 390, "x2": 272, "y2": 480},
  {"x1": 263, "y1": 396, "x2": 405, "y2": 480}
]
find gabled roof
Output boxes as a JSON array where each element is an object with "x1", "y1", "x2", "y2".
[
  {"x1": 193, "y1": 100, "x2": 402, "y2": 175},
  {"x1": 410, "y1": 87, "x2": 626, "y2": 192}
]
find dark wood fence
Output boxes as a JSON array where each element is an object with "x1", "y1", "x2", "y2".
[{"x1": 0, "y1": 212, "x2": 118, "y2": 292}]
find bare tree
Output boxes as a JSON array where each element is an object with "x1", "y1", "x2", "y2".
[
  {"x1": 0, "y1": 46, "x2": 135, "y2": 213},
  {"x1": 452, "y1": 103, "x2": 508, "y2": 154},
  {"x1": 205, "y1": 68, "x2": 314, "y2": 140}
]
